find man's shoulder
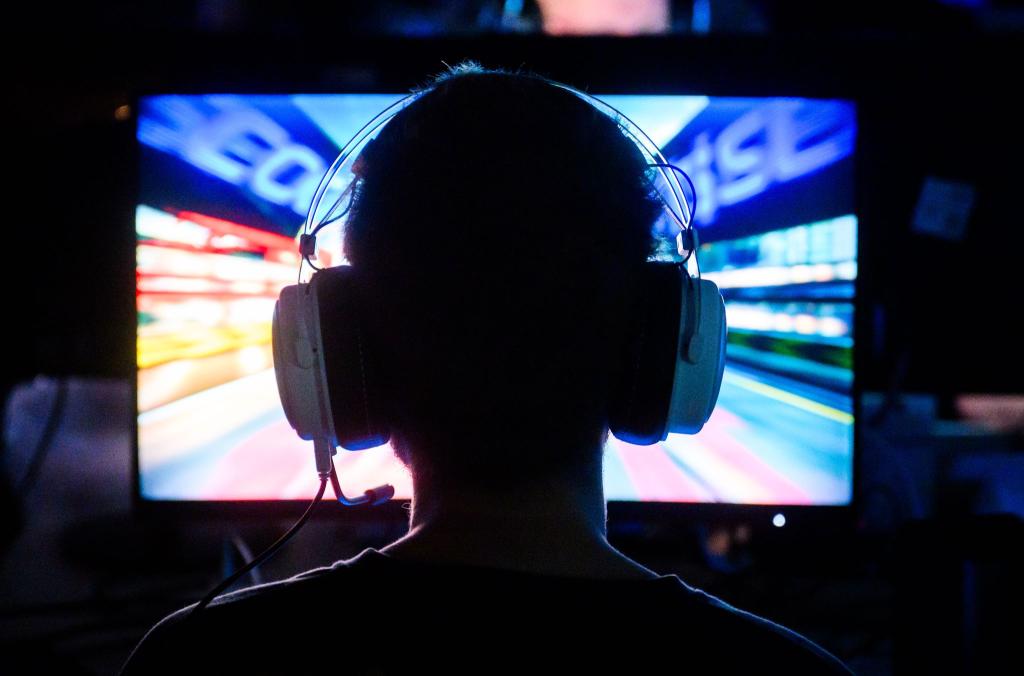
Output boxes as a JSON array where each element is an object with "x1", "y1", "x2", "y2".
[
  {"x1": 669, "y1": 582, "x2": 853, "y2": 674},
  {"x1": 122, "y1": 548, "x2": 851, "y2": 675},
  {"x1": 119, "y1": 556, "x2": 360, "y2": 675}
]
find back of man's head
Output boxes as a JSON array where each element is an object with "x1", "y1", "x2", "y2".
[{"x1": 343, "y1": 65, "x2": 661, "y2": 492}]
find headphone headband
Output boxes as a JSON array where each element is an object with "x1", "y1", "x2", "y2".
[{"x1": 300, "y1": 79, "x2": 700, "y2": 281}]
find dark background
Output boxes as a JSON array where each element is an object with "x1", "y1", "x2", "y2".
[{"x1": 1, "y1": 2, "x2": 1022, "y2": 674}]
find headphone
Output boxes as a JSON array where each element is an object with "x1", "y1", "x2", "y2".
[{"x1": 271, "y1": 77, "x2": 727, "y2": 505}]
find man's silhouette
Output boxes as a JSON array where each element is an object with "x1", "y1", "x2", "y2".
[{"x1": 123, "y1": 65, "x2": 851, "y2": 674}]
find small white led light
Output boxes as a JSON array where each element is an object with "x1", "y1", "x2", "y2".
[{"x1": 772, "y1": 513, "x2": 786, "y2": 528}]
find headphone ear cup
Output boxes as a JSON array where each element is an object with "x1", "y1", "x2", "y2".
[
  {"x1": 666, "y1": 277, "x2": 727, "y2": 435},
  {"x1": 272, "y1": 284, "x2": 327, "y2": 441},
  {"x1": 310, "y1": 267, "x2": 390, "y2": 451},
  {"x1": 609, "y1": 263, "x2": 683, "y2": 445}
]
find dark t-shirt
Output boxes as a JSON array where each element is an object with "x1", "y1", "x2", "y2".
[{"x1": 122, "y1": 548, "x2": 851, "y2": 675}]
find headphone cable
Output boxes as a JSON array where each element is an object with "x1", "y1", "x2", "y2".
[{"x1": 188, "y1": 476, "x2": 328, "y2": 618}]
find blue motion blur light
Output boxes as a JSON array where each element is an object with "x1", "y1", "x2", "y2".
[
  {"x1": 773, "y1": 513, "x2": 787, "y2": 528},
  {"x1": 135, "y1": 93, "x2": 857, "y2": 507}
]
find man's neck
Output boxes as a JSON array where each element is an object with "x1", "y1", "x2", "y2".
[{"x1": 379, "y1": 458, "x2": 659, "y2": 580}]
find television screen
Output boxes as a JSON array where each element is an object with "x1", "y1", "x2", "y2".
[{"x1": 136, "y1": 93, "x2": 856, "y2": 505}]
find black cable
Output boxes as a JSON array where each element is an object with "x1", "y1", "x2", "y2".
[
  {"x1": 302, "y1": 254, "x2": 325, "y2": 273},
  {"x1": 648, "y1": 161, "x2": 698, "y2": 223},
  {"x1": 300, "y1": 198, "x2": 355, "y2": 276},
  {"x1": 17, "y1": 379, "x2": 69, "y2": 497},
  {"x1": 188, "y1": 477, "x2": 327, "y2": 618},
  {"x1": 311, "y1": 197, "x2": 352, "y2": 236}
]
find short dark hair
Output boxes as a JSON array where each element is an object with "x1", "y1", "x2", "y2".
[{"x1": 343, "y1": 64, "x2": 661, "y2": 491}]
